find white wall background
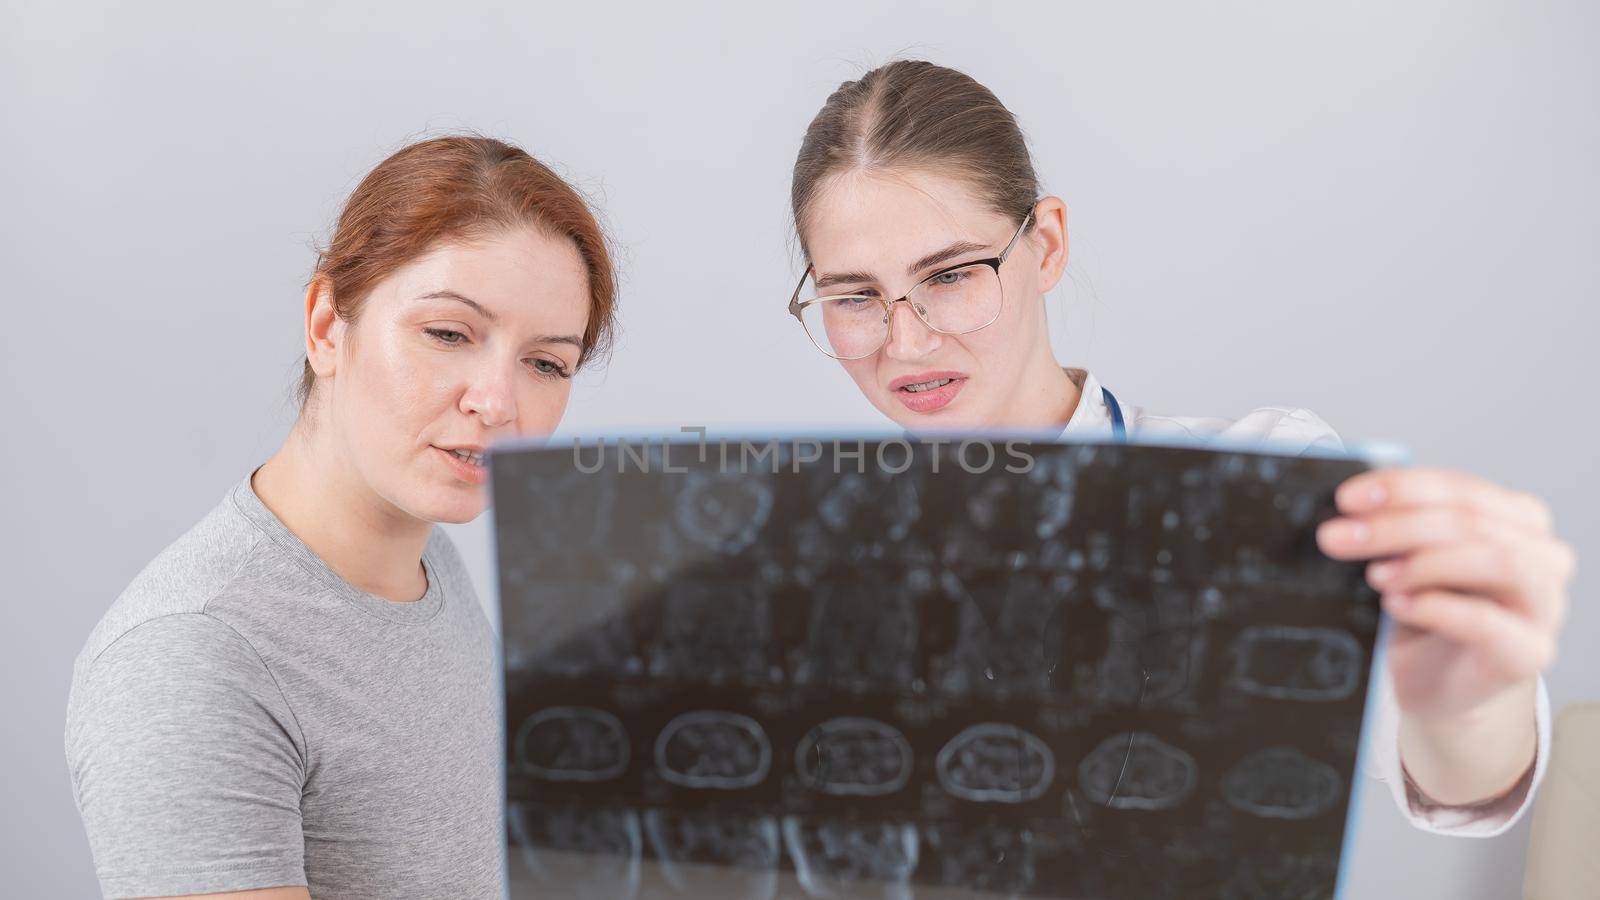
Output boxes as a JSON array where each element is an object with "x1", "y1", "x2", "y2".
[{"x1": 2, "y1": 1, "x2": 1594, "y2": 896}]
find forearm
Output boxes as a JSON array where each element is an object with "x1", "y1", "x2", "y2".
[{"x1": 1398, "y1": 677, "x2": 1539, "y2": 806}]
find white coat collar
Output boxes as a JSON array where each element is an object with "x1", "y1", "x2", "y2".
[{"x1": 1058, "y1": 367, "x2": 1121, "y2": 439}]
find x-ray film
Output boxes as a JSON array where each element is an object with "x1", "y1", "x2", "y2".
[{"x1": 490, "y1": 436, "x2": 1383, "y2": 899}]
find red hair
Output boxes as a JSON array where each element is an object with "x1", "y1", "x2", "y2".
[{"x1": 297, "y1": 135, "x2": 617, "y2": 408}]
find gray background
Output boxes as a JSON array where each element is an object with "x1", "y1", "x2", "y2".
[{"x1": 2, "y1": 1, "x2": 1593, "y2": 896}]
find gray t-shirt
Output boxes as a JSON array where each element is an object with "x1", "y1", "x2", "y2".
[{"x1": 64, "y1": 468, "x2": 502, "y2": 899}]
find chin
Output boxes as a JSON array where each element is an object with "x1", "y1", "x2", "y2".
[
  {"x1": 433, "y1": 496, "x2": 488, "y2": 525},
  {"x1": 429, "y1": 507, "x2": 483, "y2": 526},
  {"x1": 875, "y1": 397, "x2": 984, "y2": 434},
  {"x1": 400, "y1": 484, "x2": 488, "y2": 526}
]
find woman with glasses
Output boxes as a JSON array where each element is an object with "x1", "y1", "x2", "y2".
[
  {"x1": 65, "y1": 135, "x2": 615, "y2": 899},
  {"x1": 787, "y1": 60, "x2": 1573, "y2": 837}
]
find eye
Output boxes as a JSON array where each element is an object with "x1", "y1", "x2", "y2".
[
  {"x1": 528, "y1": 357, "x2": 572, "y2": 379},
  {"x1": 934, "y1": 269, "x2": 969, "y2": 285},
  {"x1": 424, "y1": 327, "x2": 467, "y2": 345}
]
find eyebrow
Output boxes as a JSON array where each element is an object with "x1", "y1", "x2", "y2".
[
  {"x1": 813, "y1": 240, "x2": 992, "y2": 291},
  {"x1": 417, "y1": 290, "x2": 584, "y2": 349},
  {"x1": 418, "y1": 289, "x2": 499, "y2": 324},
  {"x1": 534, "y1": 334, "x2": 586, "y2": 350}
]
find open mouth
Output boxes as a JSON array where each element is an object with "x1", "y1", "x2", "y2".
[
  {"x1": 888, "y1": 372, "x2": 967, "y2": 413},
  {"x1": 435, "y1": 445, "x2": 489, "y2": 484},
  {"x1": 900, "y1": 377, "x2": 954, "y2": 394}
]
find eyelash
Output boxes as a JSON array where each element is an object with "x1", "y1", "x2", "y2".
[
  {"x1": 530, "y1": 358, "x2": 572, "y2": 379},
  {"x1": 837, "y1": 267, "x2": 971, "y2": 296},
  {"x1": 423, "y1": 328, "x2": 572, "y2": 380}
]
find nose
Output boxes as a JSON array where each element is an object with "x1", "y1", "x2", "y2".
[
  {"x1": 459, "y1": 362, "x2": 516, "y2": 430},
  {"x1": 881, "y1": 299, "x2": 941, "y2": 361}
]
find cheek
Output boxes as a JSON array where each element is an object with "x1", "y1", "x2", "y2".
[
  {"x1": 342, "y1": 330, "x2": 456, "y2": 439},
  {"x1": 840, "y1": 358, "x2": 882, "y2": 393},
  {"x1": 514, "y1": 381, "x2": 575, "y2": 437},
  {"x1": 1005, "y1": 273, "x2": 1050, "y2": 336},
  {"x1": 967, "y1": 298, "x2": 1035, "y2": 366},
  {"x1": 965, "y1": 328, "x2": 1011, "y2": 364}
]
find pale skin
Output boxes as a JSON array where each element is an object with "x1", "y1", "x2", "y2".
[
  {"x1": 801, "y1": 168, "x2": 1574, "y2": 809},
  {"x1": 145, "y1": 225, "x2": 591, "y2": 900}
]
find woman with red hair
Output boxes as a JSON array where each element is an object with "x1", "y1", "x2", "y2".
[{"x1": 66, "y1": 135, "x2": 617, "y2": 899}]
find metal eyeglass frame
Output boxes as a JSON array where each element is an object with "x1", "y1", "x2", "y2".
[{"x1": 787, "y1": 210, "x2": 1035, "y2": 360}]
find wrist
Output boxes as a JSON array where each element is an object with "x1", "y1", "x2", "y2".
[{"x1": 1399, "y1": 679, "x2": 1539, "y2": 806}]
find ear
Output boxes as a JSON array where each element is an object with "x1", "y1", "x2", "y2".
[
  {"x1": 1030, "y1": 196, "x2": 1069, "y2": 294},
  {"x1": 304, "y1": 275, "x2": 342, "y2": 379}
]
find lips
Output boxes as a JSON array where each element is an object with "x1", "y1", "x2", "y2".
[
  {"x1": 434, "y1": 444, "x2": 487, "y2": 485},
  {"x1": 441, "y1": 446, "x2": 485, "y2": 465},
  {"x1": 888, "y1": 370, "x2": 966, "y2": 392},
  {"x1": 888, "y1": 370, "x2": 968, "y2": 414}
]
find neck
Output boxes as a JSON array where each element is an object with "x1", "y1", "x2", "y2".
[{"x1": 251, "y1": 417, "x2": 433, "y2": 602}]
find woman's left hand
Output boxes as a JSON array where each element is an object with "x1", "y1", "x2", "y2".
[
  {"x1": 1317, "y1": 467, "x2": 1573, "y2": 718},
  {"x1": 1316, "y1": 466, "x2": 1574, "y2": 803}
]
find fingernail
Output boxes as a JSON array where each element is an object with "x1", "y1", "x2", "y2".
[
  {"x1": 1324, "y1": 519, "x2": 1369, "y2": 544},
  {"x1": 1340, "y1": 480, "x2": 1387, "y2": 512},
  {"x1": 1383, "y1": 592, "x2": 1411, "y2": 613},
  {"x1": 1368, "y1": 561, "x2": 1399, "y2": 587}
]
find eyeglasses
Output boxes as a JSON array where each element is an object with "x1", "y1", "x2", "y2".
[{"x1": 787, "y1": 211, "x2": 1034, "y2": 360}]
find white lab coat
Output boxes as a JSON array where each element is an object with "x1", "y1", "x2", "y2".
[{"x1": 1059, "y1": 368, "x2": 1551, "y2": 837}]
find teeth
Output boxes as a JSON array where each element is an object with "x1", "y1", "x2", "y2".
[
  {"x1": 903, "y1": 377, "x2": 953, "y2": 393},
  {"x1": 449, "y1": 449, "x2": 484, "y2": 465}
]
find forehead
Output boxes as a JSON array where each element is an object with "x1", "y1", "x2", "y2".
[
  {"x1": 803, "y1": 169, "x2": 1004, "y2": 276},
  {"x1": 383, "y1": 227, "x2": 591, "y2": 331}
]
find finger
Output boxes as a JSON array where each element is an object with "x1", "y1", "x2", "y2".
[
  {"x1": 1337, "y1": 467, "x2": 1553, "y2": 533},
  {"x1": 1367, "y1": 539, "x2": 1574, "y2": 628},
  {"x1": 1382, "y1": 590, "x2": 1556, "y2": 677},
  {"x1": 1317, "y1": 504, "x2": 1521, "y2": 561},
  {"x1": 1385, "y1": 619, "x2": 1429, "y2": 651}
]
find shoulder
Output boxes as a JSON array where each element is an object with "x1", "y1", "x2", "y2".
[
  {"x1": 69, "y1": 613, "x2": 274, "y2": 710},
  {"x1": 1131, "y1": 404, "x2": 1345, "y2": 455},
  {"x1": 74, "y1": 484, "x2": 266, "y2": 673}
]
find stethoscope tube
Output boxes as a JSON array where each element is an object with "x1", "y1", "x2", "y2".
[{"x1": 1102, "y1": 387, "x2": 1127, "y2": 443}]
